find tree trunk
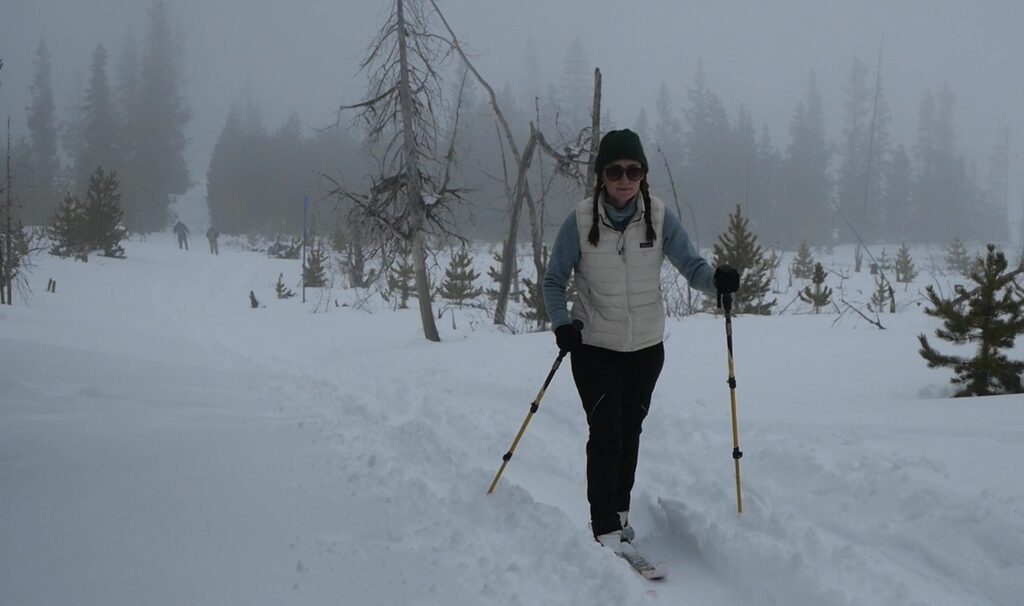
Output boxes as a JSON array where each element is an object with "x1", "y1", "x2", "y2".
[
  {"x1": 524, "y1": 189, "x2": 545, "y2": 288},
  {"x1": 397, "y1": 0, "x2": 440, "y2": 341},
  {"x1": 585, "y1": 68, "x2": 602, "y2": 194},
  {"x1": 493, "y1": 129, "x2": 539, "y2": 326}
]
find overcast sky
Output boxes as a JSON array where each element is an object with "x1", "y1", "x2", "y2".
[{"x1": 2, "y1": 0, "x2": 1023, "y2": 209}]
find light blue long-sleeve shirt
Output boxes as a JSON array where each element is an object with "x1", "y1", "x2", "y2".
[{"x1": 542, "y1": 196, "x2": 716, "y2": 329}]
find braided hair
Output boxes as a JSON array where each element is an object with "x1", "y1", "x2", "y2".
[{"x1": 586, "y1": 177, "x2": 658, "y2": 247}]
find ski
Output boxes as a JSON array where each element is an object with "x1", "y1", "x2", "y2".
[{"x1": 619, "y1": 549, "x2": 668, "y2": 580}]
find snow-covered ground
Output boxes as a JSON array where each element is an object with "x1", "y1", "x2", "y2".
[{"x1": 2, "y1": 235, "x2": 1022, "y2": 605}]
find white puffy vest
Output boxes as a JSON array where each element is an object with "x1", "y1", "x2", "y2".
[{"x1": 570, "y1": 194, "x2": 666, "y2": 352}]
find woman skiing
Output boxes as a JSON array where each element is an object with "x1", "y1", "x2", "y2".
[{"x1": 542, "y1": 129, "x2": 740, "y2": 554}]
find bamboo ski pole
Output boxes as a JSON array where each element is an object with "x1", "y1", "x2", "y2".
[
  {"x1": 487, "y1": 320, "x2": 580, "y2": 495},
  {"x1": 720, "y1": 292, "x2": 744, "y2": 514}
]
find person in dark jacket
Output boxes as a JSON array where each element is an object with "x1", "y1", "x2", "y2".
[
  {"x1": 206, "y1": 227, "x2": 220, "y2": 255},
  {"x1": 173, "y1": 221, "x2": 190, "y2": 251},
  {"x1": 543, "y1": 129, "x2": 740, "y2": 554}
]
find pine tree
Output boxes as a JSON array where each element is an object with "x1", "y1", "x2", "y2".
[
  {"x1": 0, "y1": 220, "x2": 30, "y2": 294},
  {"x1": 129, "y1": 0, "x2": 190, "y2": 232},
  {"x1": 791, "y1": 240, "x2": 815, "y2": 279},
  {"x1": 798, "y1": 262, "x2": 833, "y2": 313},
  {"x1": 83, "y1": 166, "x2": 127, "y2": 258},
  {"x1": 72, "y1": 44, "x2": 121, "y2": 193},
  {"x1": 385, "y1": 243, "x2": 416, "y2": 309},
  {"x1": 49, "y1": 192, "x2": 86, "y2": 259},
  {"x1": 24, "y1": 39, "x2": 62, "y2": 225},
  {"x1": 439, "y1": 247, "x2": 482, "y2": 305},
  {"x1": 682, "y1": 62, "x2": 735, "y2": 240},
  {"x1": 895, "y1": 243, "x2": 917, "y2": 283},
  {"x1": 918, "y1": 244, "x2": 1024, "y2": 396},
  {"x1": 486, "y1": 245, "x2": 519, "y2": 302},
  {"x1": 868, "y1": 274, "x2": 894, "y2": 314},
  {"x1": 945, "y1": 238, "x2": 973, "y2": 277},
  {"x1": 875, "y1": 248, "x2": 894, "y2": 273},
  {"x1": 275, "y1": 273, "x2": 295, "y2": 299},
  {"x1": 520, "y1": 273, "x2": 555, "y2": 328},
  {"x1": 302, "y1": 242, "x2": 327, "y2": 287},
  {"x1": 711, "y1": 205, "x2": 776, "y2": 314},
  {"x1": 779, "y1": 71, "x2": 832, "y2": 246}
]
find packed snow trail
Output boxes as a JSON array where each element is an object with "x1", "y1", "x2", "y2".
[{"x1": 2, "y1": 235, "x2": 1023, "y2": 605}]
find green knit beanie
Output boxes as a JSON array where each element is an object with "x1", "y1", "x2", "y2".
[{"x1": 594, "y1": 129, "x2": 648, "y2": 174}]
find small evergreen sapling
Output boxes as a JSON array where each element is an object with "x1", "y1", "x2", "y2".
[
  {"x1": 519, "y1": 246, "x2": 551, "y2": 329},
  {"x1": 945, "y1": 238, "x2": 973, "y2": 277},
  {"x1": 798, "y1": 262, "x2": 833, "y2": 313},
  {"x1": 869, "y1": 274, "x2": 895, "y2": 313},
  {"x1": 791, "y1": 241, "x2": 815, "y2": 280},
  {"x1": 275, "y1": 273, "x2": 295, "y2": 299},
  {"x1": 486, "y1": 244, "x2": 519, "y2": 302},
  {"x1": 303, "y1": 241, "x2": 328, "y2": 287},
  {"x1": 874, "y1": 248, "x2": 894, "y2": 274},
  {"x1": 439, "y1": 246, "x2": 483, "y2": 306},
  {"x1": 895, "y1": 243, "x2": 917, "y2": 283},
  {"x1": 711, "y1": 205, "x2": 776, "y2": 314},
  {"x1": 918, "y1": 244, "x2": 1024, "y2": 396},
  {"x1": 385, "y1": 242, "x2": 416, "y2": 309}
]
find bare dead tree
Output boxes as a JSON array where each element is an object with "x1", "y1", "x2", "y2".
[
  {"x1": 427, "y1": 0, "x2": 592, "y2": 327},
  {"x1": 839, "y1": 297, "x2": 886, "y2": 329},
  {"x1": 331, "y1": 0, "x2": 468, "y2": 342},
  {"x1": 854, "y1": 40, "x2": 884, "y2": 273},
  {"x1": 3, "y1": 115, "x2": 12, "y2": 305},
  {"x1": 585, "y1": 68, "x2": 602, "y2": 193},
  {"x1": 657, "y1": 146, "x2": 701, "y2": 314}
]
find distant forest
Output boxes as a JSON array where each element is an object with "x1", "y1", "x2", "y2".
[{"x1": 2, "y1": 1, "x2": 1014, "y2": 251}]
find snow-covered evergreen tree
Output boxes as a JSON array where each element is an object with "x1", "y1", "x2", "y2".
[
  {"x1": 895, "y1": 243, "x2": 917, "y2": 283},
  {"x1": 874, "y1": 248, "x2": 894, "y2": 273},
  {"x1": 918, "y1": 244, "x2": 1024, "y2": 396},
  {"x1": 869, "y1": 274, "x2": 894, "y2": 314},
  {"x1": 791, "y1": 240, "x2": 815, "y2": 280},
  {"x1": 486, "y1": 245, "x2": 519, "y2": 302},
  {"x1": 83, "y1": 166, "x2": 127, "y2": 258},
  {"x1": 302, "y1": 242, "x2": 327, "y2": 287},
  {"x1": 384, "y1": 244, "x2": 416, "y2": 309},
  {"x1": 439, "y1": 247, "x2": 482, "y2": 305},
  {"x1": 49, "y1": 192, "x2": 86, "y2": 259},
  {"x1": 520, "y1": 275, "x2": 547, "y2": 328},
  {"x1": 945, "y1": 238, "x2": 973, "y2": 277},
  {"x1": 712, "y1": 205, "x2": 776, "y2": 314},
  {"x1": 798, "y1": 262, "x2": 832, "y2": 313},
  {"x1": 275, "y1": 273, "x2": 295, "y2": 299}
]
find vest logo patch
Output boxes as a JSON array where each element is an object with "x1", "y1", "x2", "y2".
[{"x1": 639, "y1": 242, "x2": 654, "y2": 248}]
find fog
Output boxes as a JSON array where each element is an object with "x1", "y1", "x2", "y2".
[{"x1": 2, "y1": 0, "x2": 1022, "y2": 242}]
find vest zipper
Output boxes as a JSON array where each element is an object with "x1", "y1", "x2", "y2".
[{"x1": 600, "y1": 201, "x2": 645, "y2": 351}]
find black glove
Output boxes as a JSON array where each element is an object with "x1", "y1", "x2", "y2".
[
  {"x1": 714, "y1": 265, "x2": 741, "y2": 294},
  {"x1": 554, "y1": 321, "x2": 583, "y2": 353}
]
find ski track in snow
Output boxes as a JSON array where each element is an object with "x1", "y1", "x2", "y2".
[{"x1": 2, "y1": 235, "x2": 1023, "y2": 605}]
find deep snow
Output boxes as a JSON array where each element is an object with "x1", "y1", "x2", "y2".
[{"x1": 2, "y1": 234, "x2": 1022, "y2": 605}]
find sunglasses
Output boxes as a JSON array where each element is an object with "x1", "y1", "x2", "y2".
[{"x1": 603, "y1": 165, "x2": 645, "y2": 182}]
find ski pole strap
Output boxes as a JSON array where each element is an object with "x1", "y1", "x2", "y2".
[{"x1": 718, "y1": 292, "x2": 733, "y2": 313}]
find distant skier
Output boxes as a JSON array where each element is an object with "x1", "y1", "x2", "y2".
[
  {"x1": 543, "y1": 130, "x2": 740, "y2": 559},
  {"x1": 206, "y1": 226, "x2": 220, "y2": 255},
  {"x1": 173, "y1": 221, "x2": 190, "y2": 250}
]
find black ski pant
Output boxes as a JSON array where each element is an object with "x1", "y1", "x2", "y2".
[{"x1": 570, "y1": 341, "x2": 664, "y2": 537}]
